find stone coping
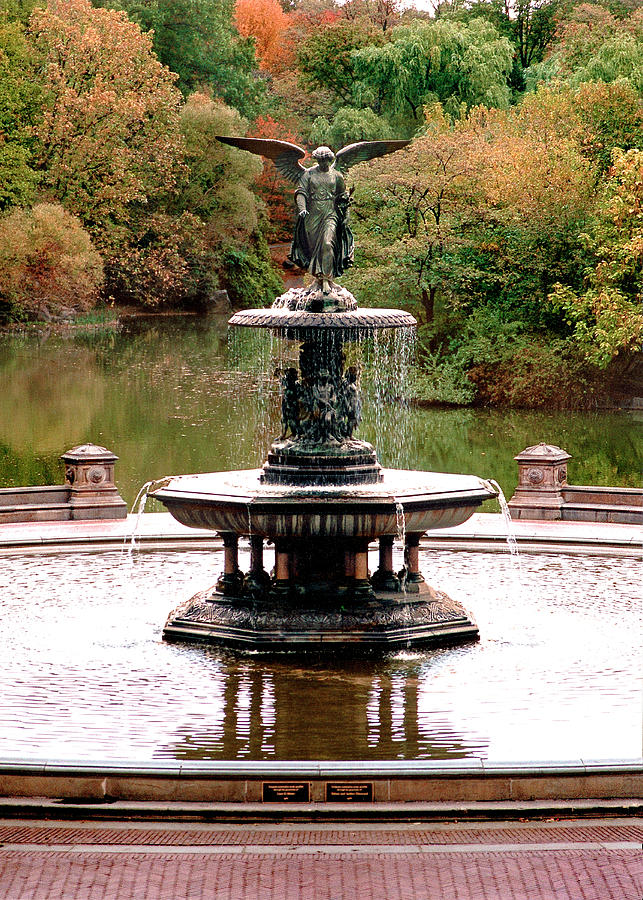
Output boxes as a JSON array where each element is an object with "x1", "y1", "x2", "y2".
[
  {"x1": 0, "y1": 512, "x2": 640, "y2": 556},
  {"x1": 0, "y1": 758, "x2": 641, "y2": 778},
  {"x1": 0, "y1": 758, "x2": 640, "y2": 805}
]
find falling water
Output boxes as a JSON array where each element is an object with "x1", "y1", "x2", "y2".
[
  {"x1": 124, "y1": 481, "x2": 154, "y2": 557},
  {"x1": 361, "y1": 326, "x2": 416, "y2": 467},
  {"x1": 227, "y1": 327, "x2": 285, "y2": 463},
  {"x1": 488, "y1": 478, "x2": 523, "y2": 580}
]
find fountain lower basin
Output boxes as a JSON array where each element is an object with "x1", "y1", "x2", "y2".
[
  {"x1": 153, "y1": 469, "x2": 495, "y2": 539},
  {"x1": 151, "y1": 469, "x2": 496, "y2": 650}
]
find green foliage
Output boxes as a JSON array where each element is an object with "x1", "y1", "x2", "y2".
[
  {"x1": 549, "y1": 148, "x2": 643, "y2": 366},
  {"x1": 0, "y1": 19, "x2": 40, "y2": 209},
  {"x1": 352, "y1": 17, "x2": 514, "y2": 125},
  {"x1": 177, "y1": 94, "x2": 262, "y2": 229},
  {"x1": 0, "y1": 0, "x2": 41, "y2": 25},
  {"x1": 310, "y1": 105, "x2": 392, "y2": 147},
  {"x1": 298, "y1": 18, "x2": 384, "y2": 107},
  {"x1": 96, "y1": 0, "x2": 265, "y2": 117},
  {"x1": 467, "y1": 336, "x2": 599, "y2": 408},
  {"x1": 529, "y1": 4, "x2": 643, "y2": 94},
  {"x1": 0, "y1": 203, "x2": 104, "y2": 319},
  {"x1": 220, "y1": 233, "x2": 284, "y2": 308},
  {"x1": 406, "y1": 354, "x2": 475, "y2": 405}
]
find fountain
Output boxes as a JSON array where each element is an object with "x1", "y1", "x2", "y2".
[{"x1": 151, "y1": 137, "x2": 497, "y2": 649}]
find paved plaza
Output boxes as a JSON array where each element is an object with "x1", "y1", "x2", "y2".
[{"x1": 0, "y1": 817, "x2": 641, "y2": 899}]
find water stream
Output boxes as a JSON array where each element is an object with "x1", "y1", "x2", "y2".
[
  {"x1": 125, "y1": 480, "x2": 154, "y2": 557},
  {"x1": 487, "y1": 478, "x2": 523, "y2": 582}
]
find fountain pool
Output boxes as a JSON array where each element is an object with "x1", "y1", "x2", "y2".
[{"x1": 0, "y1": 545, "x2": 639, "y2": 763}]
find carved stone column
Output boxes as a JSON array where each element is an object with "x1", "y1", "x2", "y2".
[
  {"x1": 403, "y1": 533, "x2": 424, "y2": 591},
  {"x1": 217, "y1": 532, "x2": 244, "y2": 596},
  {"x1": 245, "y1": 534, "x2": 271, "y2": 599},
  {"x1": 272, "y1": 541, "x2": 291, "y2": 598},
  {"x1": 371, "y1": 535, "x2": 400, "y2": 592}
]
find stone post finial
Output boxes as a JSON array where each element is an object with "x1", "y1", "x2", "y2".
[
  {"x1": 60, "y1": 444, "x2": 127, "y2": 520},
  {"x1": 508, "y1": 443, "x2": 571, "y2": 520}
]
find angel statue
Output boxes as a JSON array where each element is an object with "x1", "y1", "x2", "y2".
[{"x1": 217, "y1": 137, "x2": 409, "y2": 297}]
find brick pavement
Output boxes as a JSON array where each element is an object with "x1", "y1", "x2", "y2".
[{"x1": 0, "y1": 819, "x2": 641, "y2": 900}]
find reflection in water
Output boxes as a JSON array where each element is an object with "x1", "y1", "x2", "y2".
[
  {"x1": 0, "y1": 318, "x2": 641, "y2": 505},
  {"x1": 0, "y1": 547, "x2": 639, "y2": 763},
  {"x1": 168, "y1": 656, "x2": 480, "y2": 761}
]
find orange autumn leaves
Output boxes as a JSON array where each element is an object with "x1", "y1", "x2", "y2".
[{"x1": 234, "y1": 0, "x2": 292, "y2": 73}]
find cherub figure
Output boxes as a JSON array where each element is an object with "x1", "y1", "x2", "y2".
[
  {"x1": 279, "y1": 367, "x2": 301, "y2": 439},
  {"x1": 309, "y1": 369, "x2": 339, "y2": 443},
  {"x1": 217, "y1": 137, "x2": 409, "y2": 295},
  {"x1": 339, "y1": 366, "x2": 362, "y2": 439}
]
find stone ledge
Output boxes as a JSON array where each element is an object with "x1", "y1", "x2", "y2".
[{"x1": 0, "y1": 759, "x2": 640, "y2": 805}]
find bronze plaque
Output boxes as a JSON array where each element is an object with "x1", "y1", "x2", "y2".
[
  {"x1": 262, "y1": 782, "x2": 310, "y2": 802},
  {"x1": 325, "y1": 782, "x2": 374, "y2": 802}
]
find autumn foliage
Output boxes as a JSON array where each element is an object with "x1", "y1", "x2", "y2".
[
  {"x1": 0, "y1": 203, "x2": 103, "y2": 318},
  {"x1": 0, "y1": 0, "x2": 641, "y2": 406},
  {"x1": 249, "y1": 115, "x2": 303, "y2": 241},
  {"x1": 30, "y1": 0, "x2": 185, "y2": 229},
  {"x1": 234, "y1": 0, "x2": 292, "y2": 72}
]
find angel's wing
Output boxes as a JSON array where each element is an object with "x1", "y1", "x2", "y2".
[
  {"x1": 335, "y1": 140, "x2": 410, "y2": 173},
  {"x1": 216, "y1": 136, "x2": 307, "y2": 184}
]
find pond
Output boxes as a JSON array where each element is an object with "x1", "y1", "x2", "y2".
[{"x1": 0, "y1": 315, "x2": 641, "y2": 509}]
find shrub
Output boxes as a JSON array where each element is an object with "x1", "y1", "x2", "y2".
[
  {"x1": 467, "y1": 339, "x2": 603, "y2": 409},
  {"x1": 0, "y1": 203, "x2": 103, "y2": 320},
  {"x1": 103, "y1": 212, "x2": 217, "y2": 308}
]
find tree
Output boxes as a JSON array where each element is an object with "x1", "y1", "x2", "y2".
[
  {"x1": 30, "y1": 0, "x2": 185, "y2": 232},
  {"x1": 440, "y1": 0, "x2": 562, "y2": 69},
  {"x1": 310, "y1": 105, "x2": 392, "y2": 147},
  {"x1": 341, "y1": 0, "x2": 403, "y2": 32},
  {"x1": 94, "y1": 0, "x2": 265, "y2": 117},
  {"x1": 0, "y1": 203, "x2": 103, "y2": 319},
  {"x1": 176, "y1": 94, "x2": 283, "y2": 306},
  {"x1": 352, "y1": 18, "x2": 514, "y2": 126},
  {"x1": 0, "y1": 18, "x2": 40, "y2": 209},
  {"x1": 550, "y1": 149, "x2": 643, "y2": 366},
  {"x1": 234, "y1": 0, "x2": 292, "y2": 73},
  {"x1": 297, "y1": 18, "x2": 384, "y2": 106},
  {"x1": 346, "y1": 107, "x2": 488, "y2": 322},
  {"x1": 176, "y1": 94, "x2": 262, "y2": 228},
  {"x1": 532, "y1": 4, "x2": 643, "y2": 94},
  {"x1": 248, "y1": 114, "x2": 303, "y2": 241},
  {"x1": 518, "y1": 80, "x2": 643, "y2": 173}
]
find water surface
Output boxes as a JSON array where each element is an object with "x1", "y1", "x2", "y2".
[{"x1": 0, "y1": 547, "x2": 639, "y2": 763}]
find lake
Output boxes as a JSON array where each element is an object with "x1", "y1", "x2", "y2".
[{"x1": 0, "y1": 315, "x2": 640, "y2": 508}]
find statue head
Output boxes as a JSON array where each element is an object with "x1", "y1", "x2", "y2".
[{"x1": 312, "y1": 146, "x2": 335, "y2": 168}]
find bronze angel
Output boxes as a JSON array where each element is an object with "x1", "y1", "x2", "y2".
[{"x1": 217, "y1": 138, "x2": 409, "y2": 295}]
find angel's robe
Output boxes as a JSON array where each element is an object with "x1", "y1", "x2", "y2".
[{"x1": 289, "y1": 166, "x2": 354, "y2": 279}]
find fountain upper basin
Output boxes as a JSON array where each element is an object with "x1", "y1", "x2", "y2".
[{"x1": 152, "y1": 469, "x2": 496, "y2": 540}]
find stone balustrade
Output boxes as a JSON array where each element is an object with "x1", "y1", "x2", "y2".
[
  {"x1": 508, "y1": 443, "x2": 642, "y2": 524},
  {"x1": 0, "y1": 444, "x2": 127, "y2": 522}
]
